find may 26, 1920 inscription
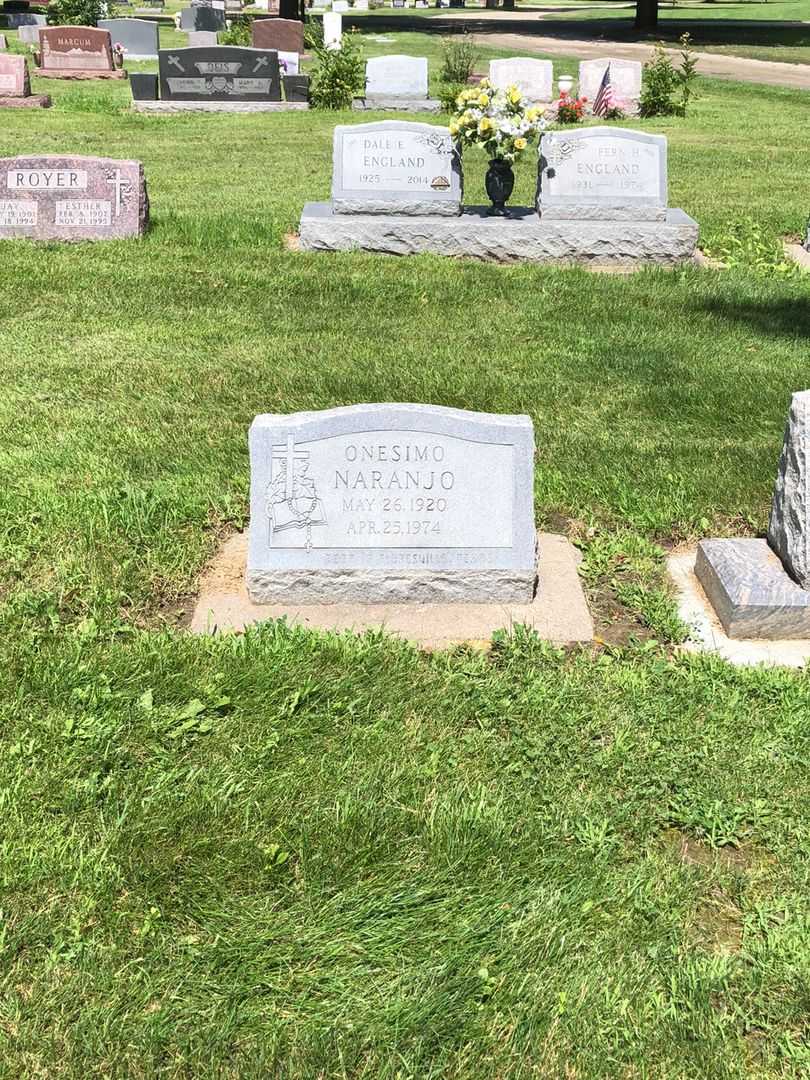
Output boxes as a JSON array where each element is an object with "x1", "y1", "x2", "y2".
[{"x1": 247, "y1": 404, "x2": 537, "y2": 603}]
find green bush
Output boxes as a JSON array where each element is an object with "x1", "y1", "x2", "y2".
[
  {"x1": 439, "y1": 33, "x2": 478, "y2": 85},
  {"x1": 639, "y1": 34, "x2": 698, "y2": 117},
  {"x1": 309, "y1": 30, "x2": 365, "y2": 110},
  {"x1": 219, "y1": 17, "x2": 252, "y2": 47},
  {"x1": 438, "y1": 81, "x2": 465, "y2": 113},
  {"x1": 47, "y1": 0, "x2": 113, "y2": 25}
]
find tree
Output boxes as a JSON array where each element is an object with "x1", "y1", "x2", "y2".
[{"x1": 635, "y1": 0, "x2": 659, "y2": 32}]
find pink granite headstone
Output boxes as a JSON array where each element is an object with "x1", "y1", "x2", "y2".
[
  {"x1": 0, "y1": 53, "x2": 29, "y2": 96},
  {"x1": 252, "y1": 17, "x2": 304, "y2": 53},
  {"x1": 0, "y1": 156, "x2": 149, "y2": 240},
  {"x1": 37, "y1": 26, "x2": 125, "y2": 78}
]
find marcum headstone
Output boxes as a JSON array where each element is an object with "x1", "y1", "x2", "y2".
[
  {"x1": 37, "y1": 26, "x2": 125, "y2": 79},
  {"x1": 489, "y1": 57, "x2": 552, "y2": 103},
  {"x1": 251, "y1": 16, "x2": 304, "y2": 53},
  {"x1": 247, "y1": 404, "x2": 537, "y2": 604},
  {"x1": 538, "y1": 127, "x2": 666, "y2": 220},
  {"x1": 0, "y1": 155, "x2": 148, "y2": 240},
  {"x1": 578, "y1": 57, "x2": 642, "y2": 110},
  {"x1": 695, "y1": 392, "x2": 810, "y2": 639},
  {"x1": 98, "y1": 18, "x2": 159, "y2": 60},
  {"x1": 157, "y1": 46, "x2": 281, "y2": 102},
  {"x1": 331, "y1": 120, "x2": 462, "y2": 215}
]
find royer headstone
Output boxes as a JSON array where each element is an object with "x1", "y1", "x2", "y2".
[
  {"x1": 36, "y1": 25, "x2": 126, "y2": 79},
  {"x1": 489, "y1": 57, "x2": 552, "y2": 102},
  {"x1": 251, "y1": 16, "x2": 304, "y2": 54},
  {"x1": 696, "y1": 391, "x2": 810, "y2": 639},
  {"x1": 246, "y1": 404, "x2": 537, "y2": 603},
  {"x1": 331, "y1": 120, "x2": 462, "y2": 215},
  {"x1": 578, "y1": 57, "x2": 642, "y2": 111},
  {"x1": 538, "y1": 127, "x2": 666, "y2": 220},
  {"x1": 0, "y1": 50, "x2": 50, "y2": 107},
  {"x1": 355, "y1": 54, "x2": 439, "y2": 112},
  {"x1": 98, "y1": 17, "x2": 159, "y2": 60},
  {"x1": 0, "y1": 155, "x2": 148, "y2": 240}
]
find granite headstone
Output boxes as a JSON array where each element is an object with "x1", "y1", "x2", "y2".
[
  {"x1": 178, "y1": 5, "x2": 225, "y2": 31},
  {"x1": 323, "y1": 10, "x2": 341, "y2": 48},
  {"x1": 187, "y1": 31, "x2": 219, "y2": 46},
  {"x1": 247, "y1": 404, "x2": 537, "y2": 603},
  {"x1": 0, "y1": 51, "x2": 27, "y2": 95},
  {"x1": 578, "y1": 57, "x2": 642, "y2": 108},
  {"x1": 332, "y1": 120, "x2": 462, "y2": 215},
  {"x1": 489, "y1": 57, "x2": 552, "y2": 102},
  {"x1": 0, "y1": 155, "x2": 148, "y2": 240},
  {"x1": 17, "y1": 23, "x2": 42, "y2": 44},
  {"x1": 158, "y1": 46, "x2": 281, "y2": 102},
  {"x1": 365, "y1": 54, "x2": 427, "y2": 98},
  {"x1": 98, "y1": 17, "x2": 159, "y2": 60},
  {"x1": 37, "y1": 25, "x2": 123, "y2": 78},
  {"x1": 251, "y1": 15, "x2": 303, "y2": 54},
  {"x1": 538, "y1": 127, "x2": 667, "y2": 220}
]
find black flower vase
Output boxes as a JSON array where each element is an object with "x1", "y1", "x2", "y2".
[{"x1": 485, "y1": 158, "x2": 515, "y2": 217}]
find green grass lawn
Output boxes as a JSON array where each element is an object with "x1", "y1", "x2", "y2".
[{"x1": 1, "y1": 29, "x2": 810, "y2": 1078}]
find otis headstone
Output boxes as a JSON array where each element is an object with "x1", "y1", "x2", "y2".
[
  {"x1": 247, "y1": 404, "x2": 537, "y2": 603},
  {"x1": 157, "y1": 45, "x2": 281, "y2": 102},
  {"x1": 0, "y1": 156, "x2": 148, "y2": 240}
]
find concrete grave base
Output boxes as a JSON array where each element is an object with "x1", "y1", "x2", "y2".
[
  {"x1": 0, "y1": 94, "x2": 51, "y2": 107},
  {"x1": 693, "y1": 538, "x2": 810, "y2": 640},
  {"x1": 191, "y1": 531, "x2": 593, "y2": 650},
  {"x1": 785, "y1": 242, "x2": 810, "y2": 270},
  {"x1": 668, "y1": 547, "x2": 810, "y2": 667},
  {"x1": 299, "y1": 203, "x2": 700, "y2": 267},
  {"x1": 131, "y1": 99, "x2": 308, "y2": 112},
  {"x1": 35, "y1": 68, "x2": 128, "y2": 79},
  {"x1": 352, "y1": 96, "x2": 441, "y2": 113}
]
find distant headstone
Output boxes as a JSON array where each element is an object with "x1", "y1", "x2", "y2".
[
  {"x1": 2, "y1": 11, "x2": 45, "y2": 27},
  {"x1": 578, "y1": 57, "x2": 642, "y2": 107},
  {"x1": 354, "y1": 0, "x2": 369, "y2": 9},
  {"x1": 332, "y1": 120, "x2": 461, "y2": 215},
  {"x1": 365, "y1": 54, "x2": 427, "y2": 98},
  {"x1": 251, "y1": 16, "x2": 303, "y2": 54},
  {"x1": 187, "y1": 30, "x2": 218, "y2": 46},
  {"x1": 488, "y1": 57, "x2": 552, "y2": 102},
  {"x1": 246, "y1": 404, "x2": 537, "y2": 604},
  {"x1": 98, "y1": 18, "x2": 159, "y2": 60},
  {"x1": 323, "y1": 10, "x2": 341, "y2": 48},
  {"x1": 0, "y1": 51, "x2": 28, "y2": 94},
  {"x1": 0, "y1": 34, "x2": 7, "y2": 49},
  {"x1": 37, "y1": 26, "x2": 125, "y2": 79},
  {"x1": 158, "y1": 45, "x2": 281, "y2": 102},
  {"x1": 17, "y1": 23, "x2": 41, "y2": 44},
  {"x1": 538, "y1": 127, "x2": 667, "y2": 220},
  {"x1": 768, "y1": 391, "x2": 810, "y2": 589},
  {"x1": 0, "y1": 155, "x2": 148, "y2": 240},
  {"x1": 178, "y1": 5, "x2": 225, "y2": 31},
  {"x1": 333, "y1": 0, "x2": 349, "y2": 9}
]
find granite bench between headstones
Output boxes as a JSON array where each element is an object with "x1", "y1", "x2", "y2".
[
  {"x1": 353, "y1": 54, "x2": 440, "y2": 113},
  {"x1": 299, "y1": 123, "x2": 698, "y2": 267},
  {"x1": 130, "y1": 45, "x2": 308, "y2": 111},
  {"x1": 36, "y1": 25, "x2": 127, "y2": 79},
  {"x1": 0, "y1": 155, "x2": 148, "y2": 240},
  {"x1": 0, "y1": 51, "x2": 50, "y2": 107},
  {"x1": 98, "y1": 17, "x2": 159, "y2": 61},
  {"x1": 695, "y1": 391, "x2": 810, "y2": 639},
  {"x1": 488, "y1": 57, "x2": 552, "y2": 103}
]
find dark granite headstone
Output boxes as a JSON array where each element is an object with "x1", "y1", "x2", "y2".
[
  {"x1": 0, "y1": 155, "x2": 148, "y2": 240},
  {"x1": 158, "y1": 46, "x2": 281, "y2": 102},
  {"x1": 98, "y1": 18, "x2": 159, "y2": 60},
  {"x1": 252, "y1": 16, "x2": 303, "y2": 54},
  {"x1": 178, "y1": 5, "x2": 225, "y2": 31}
]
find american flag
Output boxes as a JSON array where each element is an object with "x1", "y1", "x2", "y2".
[{"x1": 592, "y1": 63, "x2": 612, "y2": 117}]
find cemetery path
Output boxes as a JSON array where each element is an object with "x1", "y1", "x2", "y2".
[{"x1": 472, "y1": 29, "x2": 810, "y2": 89}]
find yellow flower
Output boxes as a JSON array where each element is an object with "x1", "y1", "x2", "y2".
[
  {"x1": 477, "y1": 93, "x2": 490, "y2": 107},
  {"x1": 514, "y1": 137, "x2": 527, "y2": 151},
  {"x1": 479, "y1": 78, "x2": 491, "y2": 89},
  {"x1": 449, "y1": 121, "x2": 459, "y2": 136},
  {"x1": 478, "y1": 117, "x2": 493, "y2": 134},
  {"x1": 525, "y1": 106, "x2": 539, "y2": 122},
  {"x1": 508, "y1": 87, "x2": 521, "y2": 104}
]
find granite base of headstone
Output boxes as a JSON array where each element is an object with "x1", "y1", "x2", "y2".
[
  {"x1": 131, "y1": 44, "x2": 309, "y2": 111},
  {"x1": 0, "y1": 51, "x2": 50, "y2": 106},
  {"x1": 0, "y1": 155, "x2": 148, "y2": 240},
  {"x1": 695, "y1": 392, "x2": 810, "y2": 640},
  {"x1": 300, "y1": 124, "x2": 698, "y2": 267},
  {"x1": 246, "y1": 404, "x2": 538, "y2": 604},
  {"x1": 353, "y1": 53, "x2": 440, "y2": 113}
]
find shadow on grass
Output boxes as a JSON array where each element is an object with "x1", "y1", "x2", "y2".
[{"x1": 694, "y1": 295, "x2": 810, "y2": 342}]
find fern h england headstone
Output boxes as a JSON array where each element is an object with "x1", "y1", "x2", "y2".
[{"x1": 247, "y1": 404, "x2": 537, "y2": 603}]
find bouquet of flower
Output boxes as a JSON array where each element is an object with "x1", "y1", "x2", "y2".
[
  {"x1": 554, "y1": 90, "x2": 587, "y2": 124},
  {"x1": 449, "y1": 80, "x2": 546, "y2": 164}
]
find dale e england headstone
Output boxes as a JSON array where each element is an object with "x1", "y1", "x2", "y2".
[
  {"x1": 538, "y1": 127, "x2": 667, "y2": 220},
  {"x1": 578, "y1": 57, "x2": 642, "y2": 109},
  {"x1": 98, "y1": 17, "x2": 159, "y2": 60},
  {"x1": 331, "y1": 120, "x2": 462, "y2": 215},
  {"x1": 0, "y1": 155, "x2": 148, "y2": 240},
  {"x1": 488, "y1": 57, "x2": 552, "y2": 103},
  {"x1": 247, "y1": 404, "x2": 537, "y2": 603}
]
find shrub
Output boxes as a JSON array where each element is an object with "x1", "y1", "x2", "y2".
[
  {"x1": 439, "y1": 33, "x2": 478, "y2": 85},
  {"x1": 309, "y1": 30, "x2": 365, "y2": 110},
  {"x1": 47, "y1": 0, "x2": 112, "y2": 25},
  {"x1": 303, "y1": 15, "x2": 323, "y2": 51},
  {"x1": 220, "y1": 17, "x2": 252, "y2": 47},
  {"x1": 438, "y1": 81, "x2": 465, "y2": 113},
  {"x1": 639, "y1": 33, "x2": 698, "y2": 117}
]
